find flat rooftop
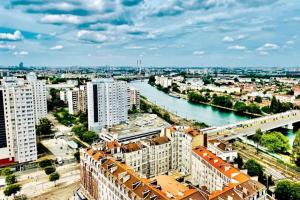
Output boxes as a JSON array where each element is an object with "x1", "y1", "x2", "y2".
[{"x1": 109, "y1": 113, "x2": 169, "y2": 137}]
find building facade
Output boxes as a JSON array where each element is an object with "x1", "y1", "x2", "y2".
[
  {"x1": 26, "y1": 72, "x2": 47, "y2": 124},
  {"x1": 67, "y1": 88, "x2": 80, "y2": 115},
  {"x1": 87, "y1": 79, "x2": 128, "y2": 132},
  {"x1": 128, "y1": 87, "x2": 140, "y2": 111},
  {"x1": 191, "y1": 146, "x2": 266, "y2": 200},
  {"x1": 0, "y1": 77, "x2": 37, "y2": 164}
]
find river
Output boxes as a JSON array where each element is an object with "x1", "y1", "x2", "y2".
[{"x1": 129, "y1": 80, "x2": 296, "y2": 145}]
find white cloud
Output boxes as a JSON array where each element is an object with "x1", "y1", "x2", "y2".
[
  {"x1": 124, "y1": 45, "x2": 143, "y2": 49},
  {"x1": 223, "y1": 36, "x2": 234, "y2": 42},
  {"x1": 223, "y1": 35, "x2": 246, "y2": 42},
  {"x1": 286, "y1": 40, "x2": 294, "y2": 45},
  {"x1": 228, "y1": 45, "x2": 247, "y2": 50},
  {"x1": 50, "y1": 45, "x2": 64, "y2": 50},
  {"x1": 0, "y1": 43, "x2": 16, "y2": 50},
  {"x1": 256, "y1": 43, "x2": 279, "y2": 51},
  {"x1": 77, "y1": 30, "x2": 108, "y2": 43},
  {"x1": 0, "y1": 30, "x2": 23, "y2": 41},
  {"x1": 41, "y1": 14, "x2": 82, "y2": 24},
  {"x1": 193, "y1": 50, "x2": 205, "y2": 55},
  {"x1": 14, "y1": 51, "x2": 29, "y2": 56},
  {"x1": 259, "y1": 51, "x2": 269, "y2": 56}
]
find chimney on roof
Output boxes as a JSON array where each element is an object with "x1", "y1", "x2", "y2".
[
  {"x1": 225, "y1": 165, "x2": 231, "y2": 172},
  {"x1": 143, "y1": 190, "x2": 151, "y2": 198},
  {"x1": 118, "y1": 171, "x2": 127, "y2": 179},
  {"x1": 150, "y1": 179, "x2": 157, "y2": 186},
  {"x1": 132, "y1": 181, "x2": 141, "y2": 190},
  {"x1": 122, "y1": 175, "x2": 130, "y2": 183},
  {"x1": 150, "y1": 195, "x2": 158, "y2": 200}
]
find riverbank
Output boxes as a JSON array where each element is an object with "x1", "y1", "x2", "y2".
[
  {"x1": 140, "y1": 96, "x2": 209, "y2": 129},
  {"x1": 168, "y1": 89, "x2": 262, "y2": 118}
]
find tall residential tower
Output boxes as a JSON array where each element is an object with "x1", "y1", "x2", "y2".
[
  {"x1": 87, "y1": 79, "x2": 128, "y2": 132},
  {"x1": 0, "y1": 77, "x2": 37, "y2": 165}
]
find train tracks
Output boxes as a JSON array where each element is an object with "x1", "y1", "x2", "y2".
[{"x1": 234, "y1": 141, "x2": 300, "y2": 181}]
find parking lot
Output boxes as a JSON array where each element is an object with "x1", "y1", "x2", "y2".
[{"x1": 42, "y1": 138, "x2": 76, "y2": 160}]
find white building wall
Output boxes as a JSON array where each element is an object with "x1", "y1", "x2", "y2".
[
  {"x1": 1, "y1": 77, "x2": 37, "y2": 163},
  {"x1": 87, "y1": 79, "x2": 128, "y2": 132}
]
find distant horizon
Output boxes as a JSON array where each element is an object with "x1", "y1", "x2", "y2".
[{"x1": 1, "y1": 0, "x2": 300, "y2": 66}]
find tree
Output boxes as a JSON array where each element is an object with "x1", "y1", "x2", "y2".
[
  {"x1": 275, "y1": 180, "x2": 300, "y2": 200},
  {"x1": 5, "y1": 174, "x2": 17, "y2": 185},
  {"x1": 253, "y1": 129, "x2": 263, "y2": 154},
  {"x1": 49, "y1": 172, "x2": 60, "y2": 186},
  {"x1": 3, "y1": 184, "x2": 21, "y2": 197},
  {"x1": 82, "y1": 131, "x2": 98, "y2": 144},
  {"x1": 293, "y1": 129, "x2": 300, "y2": 166},
  {"x1": 260, "y1": 132, "x2": 290, "y2": 153},
  {"x1": 212, "y1": 95, "x2": 233, "y2": 108},
  {"x1": 246, "y1": 103, "x2": 262, "y2": 114},
  {"x1": 74, "y1": 151, "x2": 80, "y2": 163},
  {"x1": 234, "y1": 154, "x2": 244, "y2": 169},
  {"x1": 163, "y1": 113, "x2": 171, "y2": 123},
  {"x1": 244, "y1": 159, "x2": 264, "y2": 178},
  {"x1": 44, "y1": 166, "x2": 56, "y2": 175},
  {"x1": 0, "y1": 167, "x2": 13, "y2": 176},
  {"x1": 148, "y1": 75, "x2": 156, "y2": 85},
  {"x1": 254, "y1": 96, "x2": 262, "y2": 103},
  {"x1": 234, "y1": 101, "x2": 247, "y2": 113},
  {"x1": 39, "y1": 159, "x2": 53, "y2": 168},
  {"x1": 36, "y1": 118, "x2": 53, "y2": 136}
]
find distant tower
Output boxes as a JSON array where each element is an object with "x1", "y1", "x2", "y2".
[{"x1": 137, "y1": 59, "x2": 142, "y2": 75}]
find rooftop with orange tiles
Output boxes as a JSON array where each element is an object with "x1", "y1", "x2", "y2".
[{"x1": 193, "y1": 146, "x2": 249, "y2": 184}]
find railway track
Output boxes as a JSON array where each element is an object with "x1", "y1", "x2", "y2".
[{"x1": 234, "y1": 141, "x2": 300, "y2": 181}]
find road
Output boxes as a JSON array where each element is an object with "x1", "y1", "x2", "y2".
[
  {"x1": 206, "y1": 110, "x2": 300, "y2": 140},
  {"x1": 0, "y1": 163, "x2": 80, "y2": 199}
]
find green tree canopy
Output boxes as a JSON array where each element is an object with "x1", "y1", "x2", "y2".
[
  {"x1": 36, "y1": 118, "x2": 53, "y2": 136},
  {"x1": 275, "y1": 180, "x2": 300, "y2": 200},
  {"x1": 293, "y1": 129, "x2": 300, "y2": 167},
  {"x1": 234, "y1": 101, "x2": 247, "y2": 113},
  {"x1": 212, "y1": 95, "x2": 233, "y2": 108},
  {"x1": 5, "y1": 174, "x2": 17, "y2": 185},
  {"x1": 260, "y1": 131, "x2": 290, "y2": 153},
  {"x1": 39, "y1": 159, "x2": 53, "y2": 168},
  {"x1": 246, "y1": 103, "x2": 262, "y2": 114},
  {"x1": 3, "y1": 184, "x2": 21, "y2": 197},
  {"x1": 244, "y1": 159, "x2": 264, "y2": 178},
  {"x1": 0, "y1": 167, "x2": 13, "y2": 176},
  {"x1": 49, "y1": 172, "x2": 60, "y2": 186},
  {"x1": 254, "y1": 96, "x2": 263, "y2": 103},
  {"x1": 44, "y1": 166, "x2": 56, "y2": 175},
  {"x1": 233, "y1": 154, "x2": 244, "y2": 169}
]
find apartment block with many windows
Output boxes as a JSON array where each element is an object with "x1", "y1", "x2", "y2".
[
  {"x1": 87, "y1": 79, "x2": 128, "y2": 132},
  {"x1": 0, "y1": 77, "x2": 37, "y2": 165}
]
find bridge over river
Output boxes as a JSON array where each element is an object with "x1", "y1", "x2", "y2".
[{"x1": 203, "y1": 110, "x2": 300, "y2": 140}]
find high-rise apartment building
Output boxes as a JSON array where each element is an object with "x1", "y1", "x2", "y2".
[
  {"x1": 26, "y1": 72, "x2": 47, "y2": 124},
  {"x1": 0, "y1": 77, "x2": 37, "y2": 164},
  {"x1": 128, "y1": 87, "x2": 140, "y2": 111},
  {"x1": 67, "y1": 88, "x2": 80, "y2": 115},
  {"x1": 87, "y1": 79, "x2": 128, "y2": 132},
  {"x1": 78, "y1": 85, "x2": 87, "y2": 113}
]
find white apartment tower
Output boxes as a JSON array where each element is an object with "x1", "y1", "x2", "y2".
[
  {"x1": 67, "y1": 85, "x2": 87, "y2": 115},
  {"x1": 87, "y1": 79, "x2": 128, "y2": 132},
  {"x1": 26, "y1": 72, "x2": 47, "y2": 124},
  {"x1": 128, "y1": 87, "x2": 140, "y2": 111},
  {"x1": 67, "y1": 88, "x2": 80, "y2": 115},
  {"x1": 0, "y1": 77, "x2": 37, "y2": 164},
  {"x1": 79, "y1": 85, "x2": 87, "y2": 113}
]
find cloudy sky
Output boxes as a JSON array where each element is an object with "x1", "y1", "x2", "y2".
[{"x1": 0, "y1": 0, "x2": 300, "y2": 67}]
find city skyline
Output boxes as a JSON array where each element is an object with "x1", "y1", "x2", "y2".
[{"x1": 0, "y1": 0, "x2": 300, "y2": 67}]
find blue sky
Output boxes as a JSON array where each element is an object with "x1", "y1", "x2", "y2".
[{"x1": 0, "y1": 0, "x2": 300, "y2": 67}]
